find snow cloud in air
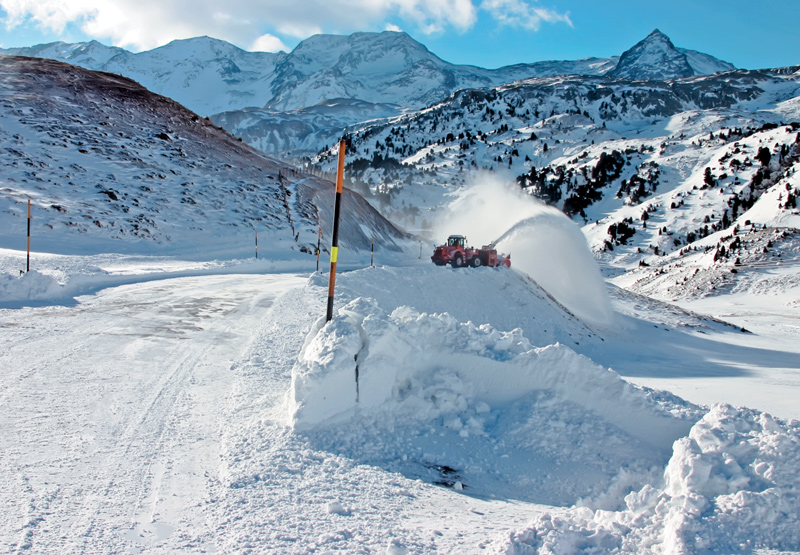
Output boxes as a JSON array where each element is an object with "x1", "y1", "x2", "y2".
[{"x1": 434, "y1": 173, "x2": 614, "y2": 327}]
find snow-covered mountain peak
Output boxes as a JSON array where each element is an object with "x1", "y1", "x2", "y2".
[
  {"x1": 290, "y1": 31, "x2": 433, "y2": 70},
  {"x1": 612, "y1": 28, "x2": 694, "y2": 80},
  {"x1": 0, "y1": 39, "x2": 126, "y2": 68},
  {"x1": 611, "y1": 29, "x2": 734, "y2": 80},
  {"x1": 151, "y1": 35, "x2": 252, "y2": 58}
]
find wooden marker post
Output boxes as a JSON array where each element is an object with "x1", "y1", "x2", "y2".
[
  {"x1": 326, "y1": 139, "x2": 346, "y2": 322},
  {"x1": 26, "y1": 200, "x2": 31, "y2": 273},
  {"x1": 255, "y1": 228, "x2": 258, "y2": 259},
  {"x1": 371, "y1": 236, "x2": 374, "y2": 267}
]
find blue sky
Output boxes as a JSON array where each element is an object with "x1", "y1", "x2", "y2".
[{"x1": 1, "y1": 0, "x2": 798, "y2": 70}]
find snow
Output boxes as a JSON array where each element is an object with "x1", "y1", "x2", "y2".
[
  {"x1": 433, "y1": 175, "x2": 613, "y2": 327},
  {"x1": 2, "y1": 244, "x2": 799, "y2": 553},
  {"x1": 500, "y1": 405, "x2": 800, "y2": 554}
]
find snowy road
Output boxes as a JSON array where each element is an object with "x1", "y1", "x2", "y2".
[
  {"x1": 2, "y1": 264, "x2": 799, "y2": 554},
  {"x1": 0, "y1": 274, "x2": 307, "y2": 553}
]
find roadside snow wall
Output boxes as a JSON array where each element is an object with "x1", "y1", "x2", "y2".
[
  {"x1": 288, "y1": 297, "x2": 689, "y2": 452},
  {"x1": 289, "y1": 295, "x2": 800, "y2": 553}
]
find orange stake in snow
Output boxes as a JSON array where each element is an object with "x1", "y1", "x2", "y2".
[
  {"x1": 26, "y1": 200, "x2": 31, "y2": 273},
  {"x1": 326, "y1": 139, "x2": 346, "y2": 322}
]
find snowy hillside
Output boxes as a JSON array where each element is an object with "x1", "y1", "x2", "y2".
[
  {"x1": 310, "y1": 62, "x2": 800, "y2": 302},
  {"x1": 2, "y1": 25, "x2": 799, "y2": 555},
  {"x1": 0, "y1": 55, "x2": 409, "y2": 259}
]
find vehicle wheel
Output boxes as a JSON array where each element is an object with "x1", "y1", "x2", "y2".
[
  {"x1": 452, "y1": 255, "x2": 463, "y2": 268},
  {"x1": 471, "y1": 256, "x2": 482, "y2": 268}
]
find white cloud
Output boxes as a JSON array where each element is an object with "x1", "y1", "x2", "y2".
[
  {"x1": 0, "y1": 0, "x2": 566, "y2": 51},
  {"x1": 384, "y1": 23, "x2": 403, "y2": 33},
  {"x1": 480, "y1": 0, "x2": 572, "y2": 31},
  {"x1": 250, "y1": 33, "x2": 289, "y2": 53},
  {"x1": 393, "y1": 0, "x2": 477, "y2": 33}
]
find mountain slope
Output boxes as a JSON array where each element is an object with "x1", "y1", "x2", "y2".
[
  {"x1": 305, "y1": 65, "x2": 800, "y2": 300},
  {"x1": 0, "y1": 56, "x2": 408, "y2": 258}
]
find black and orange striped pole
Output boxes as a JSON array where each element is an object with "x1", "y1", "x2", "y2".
[
  {"x1": 326, "y1": 139, "x2": 346, "y2": 322},
  {"x1": 26, "y1": 200, "x2": 31, "y2": 273}
]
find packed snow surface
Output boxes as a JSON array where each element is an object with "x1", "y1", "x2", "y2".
[{"x1": 2, "y1": 246, "x2": 798, "y2": 554}]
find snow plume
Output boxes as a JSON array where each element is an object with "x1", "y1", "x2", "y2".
[{"x1": 434, "y1": 173, "x2": 613, "y2": 327}]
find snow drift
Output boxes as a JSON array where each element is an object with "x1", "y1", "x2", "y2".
[
  {"x1": 289, "y1": 297, "x2": 687, "y2": 450},
  {"x1": 498, "y1": 404, "x2": 800, "y2": 554},
  {"x1": 288, "y1": 269, "x2": 800, "y2": 550},
  {"x1": 287, "y1": 277, "x2": 699, "y2": 506}
]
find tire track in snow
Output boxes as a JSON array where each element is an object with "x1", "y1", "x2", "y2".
[{"x1": 0, "y1": 274, "x2": 307, "y2": 554}]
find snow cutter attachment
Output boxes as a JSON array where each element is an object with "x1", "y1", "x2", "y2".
[{"x1": 431, "y1": 235, "x2": 510, "y2": 268}]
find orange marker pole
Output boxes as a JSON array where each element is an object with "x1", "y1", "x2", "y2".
[
  {"x1": 326, "y1": 139, "x2": 346, "y2": 322},
  {"x1": 26, "y1": 200, "x2": 31, "y2": 273}
]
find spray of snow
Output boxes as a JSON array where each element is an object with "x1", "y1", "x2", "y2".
[{"x1": 433, "y1": 173, "x2": 613, "y2": 327}]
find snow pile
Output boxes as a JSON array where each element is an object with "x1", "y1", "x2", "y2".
[
  {"x1": 289, "y1": 297, "x2": 683, "y2": 446},
  {"x1": 289, "y1": 280, "x2": 800, "y2": 550},
  {"x1": 0, "y1": 270, "x2": 64, "y2": 302},
  {"x1": 287, "y1": 295, "x2": 701, "y2": 506},
  {"x1": 498, "y1": 404, "x2": 800, "y2": 554}
]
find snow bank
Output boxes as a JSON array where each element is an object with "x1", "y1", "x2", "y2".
[
  {"x1": 0, "y1": 270, "x2": 65, "y2": 302},
  {"x1": 497, "y1": 404, "x2": 800, "y2": 554},
  {"x1": 289, "y1": 297, "x2": 688, "y2": 450}
]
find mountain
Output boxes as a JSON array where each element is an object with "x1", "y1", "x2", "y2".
[
  {"x1": 611, "y1": 29, "x2": 734, "y2": 80},
  {"x1": 260, "y1": 31, "x2": 614, "y2": 112},
  {"x1": 0, "y1": 39, "x2": 128, "y2": 66},
  {"x1": 0, "y1": 32, "x2": 618, "y2": 116},
  {"x1": 0, "y1": 55, "x2": 408, "y2": 257},
  {"x1": 2, "y1": 36, "x2": 286, "y2": 116},
  {"x1": 2, "y1": 30, "x2": 734, "y2": 157}
]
